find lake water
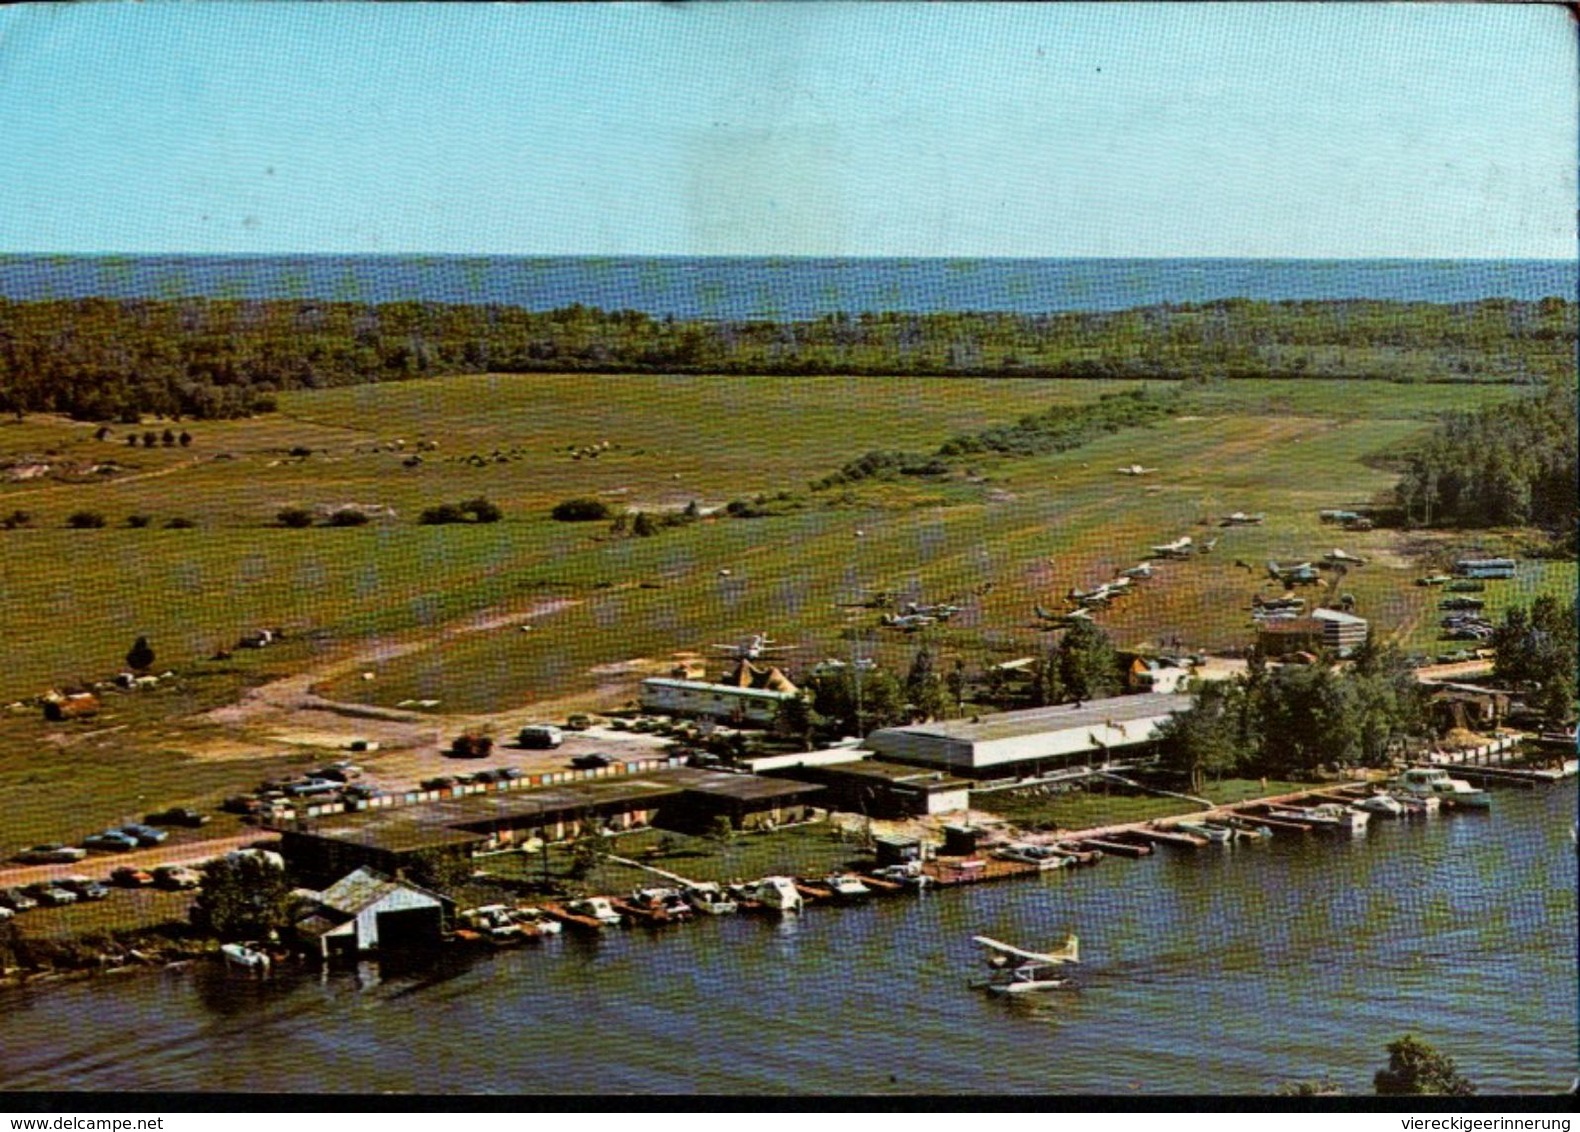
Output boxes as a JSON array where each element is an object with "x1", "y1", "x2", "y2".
[
  {"x1": 0, "y1": 257, "x2": 1572, "y2": 317},
  {"x1": 0, "y1": 782, "x2": 1573, "y2": 1096}
]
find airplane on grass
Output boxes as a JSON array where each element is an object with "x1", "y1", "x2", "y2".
[
  {"x1": 972, "y1": 934, "x2": 1080, "y2": 995},
  {"x1": 880, "y1": 613, "x2": 936, "y2": 631},
  {"x1": 1220, "y1": 511, "x2": 1266, "y2": 526},
  {"x1": 1322, "y1": 548, "x2": 1367, "y2": 566},
  {"x1": 1116, "y1": 464, "x2": 1156, "y2": 476},
  {"x1": 1152, "y1": 536, "x2": 1194, "y2": 559},
  {"x1": 712, "y1": 634, "x2": 792, "y2": 660},
  {"x1": 1034, "y1": 604, "x2": 1094, "y2": 625}
]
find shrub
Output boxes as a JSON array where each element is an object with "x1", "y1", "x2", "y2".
[
  {"x1": 327, "y1": 509, "x2": 371, "y2": 527},
  {"x1": 66, "y1": 511, "x2": 107, "y2": 529},
  {"x1": 126, "y1": 514, "x2": 152, "y2": 528},
  {"x1": 419, "y1": 503, "x2": 467, "y2": 525},
  {"x1": 164, "y1": 516, "x2": 197, "y2": 529},
  {"x1": 276, "y1": 508, "x2": 313, "y2": 529},
  {"x1": 551, "y1": 498, "x2": 610, "y2": 522},
  {"x1": 1, "y1": 509, "x2": 32, "y2": 530},
  {"x1": 461, "y1": 497, "x2": 502, "y2": 523}
]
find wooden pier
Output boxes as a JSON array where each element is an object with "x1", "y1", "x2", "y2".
[
  {"x1": 1136, "y1": 827, "x2": 1209, "y2": 849},
  {"x1": 539, "y1": 903, "x2": 610, "y2": 931},
  {"x1": 1076, "y1": 837, "x2": 1152, "y2": 858},
  {"x1": 923, "y1": 856, "x2": 1041, "y2": 886}
]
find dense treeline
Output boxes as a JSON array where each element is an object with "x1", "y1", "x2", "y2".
[
  {"x1": 1395, "y1": 380, "x2": 1577, "y2": 534},
  {"x1": 0, "y1": 296, "x2": 1571, "y2": 421},
  {"x1": 1156, "y1": 640, "x2": 1425, "y2": 791}
]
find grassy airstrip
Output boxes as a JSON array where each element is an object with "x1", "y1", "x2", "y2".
[
  {"x1": 0, "y1": 374, "x2": 1548, "y2": 714},
  {"x1": 0, "y1": 373, "x2": 1567, "y2": 857}
]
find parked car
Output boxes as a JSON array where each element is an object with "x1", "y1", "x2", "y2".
[
  {"x1": 24, "y1": 882, "x2": 78, "y2": 907},
  {"x1": 58, "y1": 876, "x2": 110, "y2": 901},
  {"x1": 0, "y1": 887, "x2": 39, "y2": 912},
  {"x1": 118, "y1": 824, "x2": 169, "y2": 847},
  {"x1": 221, "y1": 795, "x2": 263, "y2": 815},
  {"x1": 496, "y1": 766, "x2": 523, "y2": 781},
  {"x1": 0, "y1": 906, "x2": 13, "y2": 922},
  {"x1": 152, "y1": 865, "x2": 200, "y2": 890},
  {"x1": 420, "y1": 775, "x2": 456, "y2": 791},
  {"x1": 144, "y1": 807, "x2": 210, "y2": 828},
  {"x1": 83, "y1": 830, "x2": 141, "y2": 853},
  {"x1": 342, "y1": 783, "x2": 383, "y2": 800},
  {"x1": 564, "y1": 714, "x2": 593, "y2": 732},
  {"x1": 570, "y1": 753, "x2": 617, "y2": 770},
  {"x1": 110, "y1": 866, "x2": 155, "y2": 888},
  {"x1": 310, "y1": 763, "x2": 362, "y2": 783},
  {"x1": 15, "y1": 843, "x2": 88, "y2": 864},
  {"x1": 284, "y1": 777, "x2": 342, "y2": 798}
]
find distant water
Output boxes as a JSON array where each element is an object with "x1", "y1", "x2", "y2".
[
  {"x1": 0, "y1": 783, "x2": 1573, "y2": 1096},
  {"x1": 0, "y1": 257, "x2": 1573, "y2": 317}
]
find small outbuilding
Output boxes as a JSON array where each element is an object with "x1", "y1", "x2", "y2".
[{"x1": 293, "y1": 867, "x2": 451, "y2": 959}]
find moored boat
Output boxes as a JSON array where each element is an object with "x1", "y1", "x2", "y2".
[
  {"x1": 823, "y1": 873, "x2": 872, "y2": 900},
  {"x1": 1353, "y1": 793, "x2": 1405, "y2": 817},
  {"x1": 683, "y1": 883, "x2": 739, "y2": 915},
  {"x1": 220, "y1": 942, "x2": 271, "y2": 973},
  {"x1": 1394, "y1": 767, "x2": 1491, "y2": 810},
  {"x1": 732, "y1": 876, "x2": 803, "y2": 913},
  {"x1": 994, "y1": 843, "x2": 1078, "y2": 869},
  {"x1": 1176, "y1": 821, "x2": 1234, "y2": 843}
]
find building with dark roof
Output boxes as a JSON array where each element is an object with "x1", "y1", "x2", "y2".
[
  {"x1": 280, "y1": 767, "x2": 823, "y2": 883},
  {"x1": 292, "y1": 867, "x2": 452, "y2": 958}
]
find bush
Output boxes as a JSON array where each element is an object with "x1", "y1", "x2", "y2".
[
  {"x1": 327, "y1": 509, "x2": 371, "y2": 527},
  {"x1": 461, "y1": 497, "x2": 502, "y2": 523},
  {"x1": 164, "y1": 516, "x2": 197, "y2": 529},
  {"x1": 276, "y1": 508, "x2": 313, "y2": 529},
  {"x1": 67, "y1": 511, "x2": 107, "y2": 529},
  {"x1": 419, "y1": 503, "x2": 467, "y2": 525},
  {"x1": 126, "y1": 514, "x2": 152, "y2": 528},
  {"x1": 551, "y1": 498, "x2": 610, "y2": 522},
  {"x1": 1, "y1": 509, "x2": 32, "y2": 530}
]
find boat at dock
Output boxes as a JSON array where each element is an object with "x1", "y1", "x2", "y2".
[
  {"x1": 993, "y1": 843, "x2": 1078, "y2": 869},
  {"x1": 682, "y1": 883, "x2": 738, "y2": 915},
  {"x1": 731, "y1": 876, "x2": 803, "y2": 914},
  {"x1": 1394, "y1": 767, "x2": 1491, "y2": 810},
  {"x1": 822, "y1": 874, "x2": 872, "y2": 901},
  {"x1": 972, "y1": 934, "x2": 1079, "y2": 996},
  {"x1": 1266, "y1": 803, "x2": 1369, "y2": 832},
  {"x1": 1175, "y1": 822, "x2": 1233, "y2": 844},
  {"x1": 563, "y1": 896, "x2": 625, "y2": 927},
  {"x1": 1353, "y1": 793, "x2": 1406, "y2": 817},
  {"x1": 219, "y1": 942, "x2": 271, "y2": 974}
]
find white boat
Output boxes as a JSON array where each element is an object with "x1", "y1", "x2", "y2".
[
  {"x1": 736, "y1": 876, "x2": 803, "y2": 913},
  {"x1": 823, "y1": 874, "x2": 872, "y2": 900},
  {"x1": 460, "y1": 904, "x2": 524, "y2": 944},
  {"x1": 993, "y1": 843, "x2": 1077, "y2": 869},
  {"x1": 1310, "y1": 803, "x2": 1370, "y2": 832},
  {"x1": 1176, "y1": 822, "x2": 1234, "y2": 844},
  {"x1": 973, "y1": 934, "x2": 1079, "y2": 995},
  {"x1": 1353, "y1": 793, "x2": 1406, "y2": 817},
  {"x1": 870, "y1": 863, "x2": 934, "y2": 890},
  {"x1": 220, "y1": 942, "x2": 271, "y2": 973},
  {"x1": 683, "y1": 883, "x2": 738, "y2": 915},
  {"x1": 508, "y1": 907, "x2": 562, "y2": 936},
  {"x1": 1394, "y1": 767, "x2": 1491, "y2": 810},
  {"x1": 567, "y1": 896, "x2": 624, "y2": 925}
]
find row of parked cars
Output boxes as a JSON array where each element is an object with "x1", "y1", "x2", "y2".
[
  {"x1": 0, "y1": 865, "x2": 199, "y2": 919},
  {"x1": 420, "y1": 766, "x2": 525, "y2": 791},
  {"x1": 12, "y1": 806, "x2": 211, "y2": 865},
  {"x1": 222, "y1": 762, "x2": 375, "y2": 816}
]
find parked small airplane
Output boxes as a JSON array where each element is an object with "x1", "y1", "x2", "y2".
[
  {"x1": 1322, "y1": 549, "x2": 1367, "y2": 566},
  {"x1": 1151, "y1": 536, "x2": 1194, "y2": 558},
  {"x1": 1116, "y1": 464, "x2": 1156, "y2": 476},
  {"x1": 881, "y1": 613, "x2": 936, "y2": 631},
  {"x1": 901, "y1": 601, "x2": 961, "y2": 621},
  {"x1": 1220, "y1": 511, "x2": 1266, "y2": 526},
  {"x1": 1267, "y1": 560, "x2": 1321, "y2": 585},
  {"x1": 972, "y1": 934, "x2": 1080, "y2": 995},
  {"x1": 1034, "y1": 605, "x2": 1093, "y2": 624},
  {"x1": 1120, "y1": 562, "x2": 1154, "y2": 579},
  {"x1": 712, "y1": 634, "x2": 792, "y2": 660}
]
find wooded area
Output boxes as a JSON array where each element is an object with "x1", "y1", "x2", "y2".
[{"x1": 0, "y1": 296, "x2": 1570, "y2": 422}]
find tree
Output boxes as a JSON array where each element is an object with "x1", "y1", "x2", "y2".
[
  {"x1": 125, "y1": 635, "x2": 155, "y2": 673},
  {"x1": 1156, "y1": 678, "x2": 1245, "y2": 793},
  {"x1": 189, "y1": 853, "x2": 299, "y2": 942},
  {"x1": 1374, "y1": 1035, "x2": 1476, "y2": 1096},
  {"x1": 66, "y1": 510, "x2": 107, "y2": 529},
  {"x1": 419, "y1": 502, "x2": 467, "y2": 525},
  {"x1": 806, "y1": 664, "x2": 906, "y2": 737},
  {"x1": 630, "y1": 511, "x2": 657, "y2": 538},
  {"x1": 179, "y1": 430, "x2": 192, "y2": 447},
  {"x1": 905, "y1": 645, "x2": 948, "y2": 721},
  {"x1": 276, "y1": 507, "x2": 313, "y2": 529},
  {"x1": 142, "y1": 430, "x2": 159, "y2": 448},
  {"x1": 704, "y1": 814, "x2": 736, "y2": 844},
  {"x1": 1056, "y1": 620, "x2": 1121, "y2": 701},
  {"x1": 461, "y1": 496, "x2": 502, "y2": 523},
  {"x1": 550, "y1": 498, "x2": 610, "y2": 522},
  {"x1": 125, "y1": 514, "x2": 152, "y2": 529},
  {"x1": 161, "y1": 428, "x2": 176, "y2": 447},
  {"x1": 1494, "y1": 596, "x2": 1578, "y2": 724},
  {"x1": 772, "y1": 693, "x2": 819, "y2": 751},
  {"x1": 327, "y1": 508, "x2": 371, "y2": 527}
]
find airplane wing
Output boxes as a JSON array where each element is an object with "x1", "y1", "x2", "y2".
[{"x1": 973, "y1": 934, "x2": 1080, "y2": 965}]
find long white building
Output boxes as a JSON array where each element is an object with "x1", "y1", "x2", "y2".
[{"x1": 865, "y1": 693, "x2": 1192, "y2": 775}]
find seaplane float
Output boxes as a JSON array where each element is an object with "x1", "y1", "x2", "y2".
[{"x1": 972, "y1": 934, "x2": 1080, "y2": 995}]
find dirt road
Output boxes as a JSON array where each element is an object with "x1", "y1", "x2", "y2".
[{"x1": 0, "y1": 831, "x2": 265, "y2": 890}]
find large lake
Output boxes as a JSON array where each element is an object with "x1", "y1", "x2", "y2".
[{"x1": 1, "y1": 782, "x2": 1573, "y2": 1096}]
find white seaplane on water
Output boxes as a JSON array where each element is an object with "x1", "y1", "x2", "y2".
[{"x1": 972, "y1": 934, "x2": 1080, "y2": 995}]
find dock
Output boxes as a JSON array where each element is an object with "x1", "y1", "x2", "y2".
[
  {"x1": 1136, "y1": 827, "x2": 1209, "y2": 849},
  {"x1": 1418, "y1": 762, "x2": 1576, "y2": 788},
  {"x1": 923, "y1": 856, "x2": 1041, "y2": 886},
  {"x1": 539, "y1": 903, "x2": 609, "y2": 931},
  {"x1": 858, "y1": 872, "x2": 905, "y2": 893},
  {"x1": 1075, "y1": 837, "x2": 1152, "y2": 858},
  {"x1": 794, "y1": 881, "x2": 834, "y2": 902}
]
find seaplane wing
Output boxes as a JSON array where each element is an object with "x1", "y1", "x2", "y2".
[{"x1": 973, "y1": 934, "x2": 1080, "y2": 966}]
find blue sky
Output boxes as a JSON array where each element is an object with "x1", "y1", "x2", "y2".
[{"x1": 0, "y1": 3, "x2": 1572, "y2": 257}]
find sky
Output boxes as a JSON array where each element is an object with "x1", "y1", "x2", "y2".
[{"x1": 0, "y1": 2, "x2": 1573, "y2": 258}]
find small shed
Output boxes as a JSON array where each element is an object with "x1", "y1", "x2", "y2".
[{"x1": 293, "y1": 867, "x2": 451, "y2": 959}]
